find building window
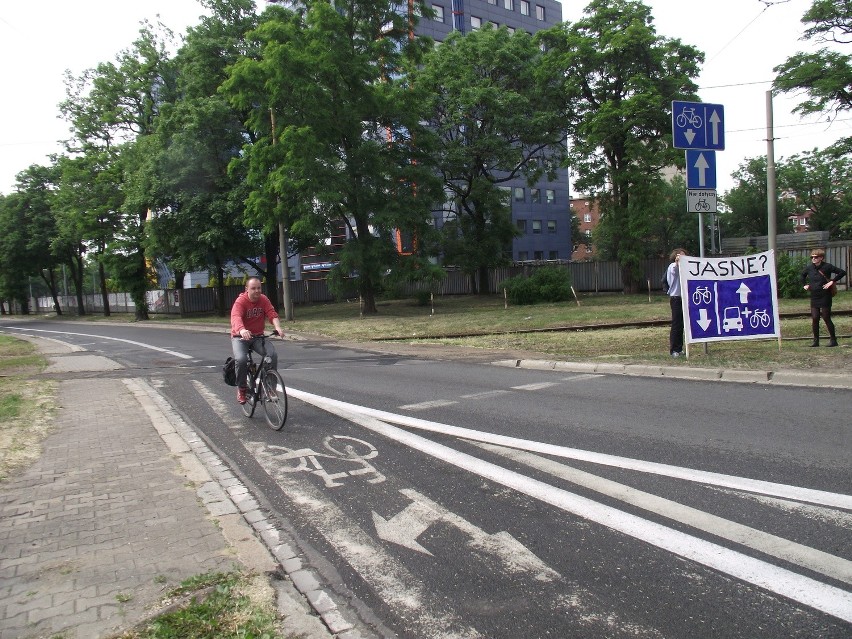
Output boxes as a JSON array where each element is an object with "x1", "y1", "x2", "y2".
[
  {"x1": 432, "y1": 5, "x2": 444, "y2": 22},
  {"x1": 514, "y1": 187, "x2": 525, "y2": 201},
  {"x1": 520, "y1": 0, "x2": 530, "y2": 16},
  {"x1": 504, "y1": 0, "x2": 514, "y2": 9},
  {"x1": 545, "y1": 189, "x2": 555, "y2": 204},
  {"x1": 584, "y1": 230, "x2": 592, "y2": 240},
  {"x1": 471, "y1": 16, "x2": 482, "y2": 29},
  {"x1": 583, "y1": 213, "x2": 592, "y2": 223},
  {"x1": 535, "y1": 4, "x2": 545, "y2": 20},
  {"x1": 547, "y1": 220, "x2": 557, "y2": 234},
  {"x1": 517, "y1": 219, "x2": 527, "y2": 233},
  {"x1": 534, "y1": 250, "x2": 544, "y2": 260},
  {"x1": 530, "y1": 188, "x2": 541, "y2": 204},
  {"x1": 518, "y1": 251, "x2": 529, "y2": 261},
  {"x1": 488, "y1": 0, "x2": 498, "y2": 4},
  {"x1": 532, "y1": 220, "x2": 542, "y2": 234},
  {"x1": 549, "y1": 251, "x2": 558, "y2": 260}
]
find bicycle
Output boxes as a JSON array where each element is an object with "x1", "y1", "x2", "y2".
[
  {"x1": 749, "y1": 309, "x2": 771, "y2": 328},
  {"x1": 240, "y1": 334, "x2": 288, "y2": 430}
]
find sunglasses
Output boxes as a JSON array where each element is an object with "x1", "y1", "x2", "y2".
[{"x1": 811, "y1": 255, "x2": 822, "y2": 259}]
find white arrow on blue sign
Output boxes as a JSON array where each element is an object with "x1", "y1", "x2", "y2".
[
  {"x1": 672, "y1": 101, "x2": 725, "y2": 150},
  {"x1": 685, "y1": 150, "x2": 716, "y2": 189}
]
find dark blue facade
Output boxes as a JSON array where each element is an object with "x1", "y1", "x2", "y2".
[{"x1": 415, "y1": 0, "x2": 571, "y2": 261}]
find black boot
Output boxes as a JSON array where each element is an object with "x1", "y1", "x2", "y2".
[
  {"x1": 810, "y1": 338, "x2": 819, "y2": 347},
  {"x1": 828, "y1": 337, "x2": 838, "y2": 347}
]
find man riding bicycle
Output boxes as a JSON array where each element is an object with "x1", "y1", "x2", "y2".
[{"x1": 230, "y1": 276, "x2": 284, "y2": 404}]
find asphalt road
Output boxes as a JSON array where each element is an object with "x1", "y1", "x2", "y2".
[{"x1": 6, "y1": 320, "x2": 851, "y2": 638}]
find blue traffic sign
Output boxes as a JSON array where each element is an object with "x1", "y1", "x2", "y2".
[
  {"x1": 685, "y1": 150, "x2": 716, "y2": 189},
  {"x1": 672, "y1": 101, "x2": 725, "y2": 150}
]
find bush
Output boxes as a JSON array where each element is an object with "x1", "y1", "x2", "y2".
[
  {"x1": 501, "y1": 266, "x2": 572, "y2": 305},
  {"x1": 776, "y1": 253, "x2": 808, "y2": 299},
  {"x1": 415, "y1": 290, "x2": 432, "y2": 306}
]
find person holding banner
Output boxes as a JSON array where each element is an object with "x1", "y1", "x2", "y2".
[
  {"x1": 665, "y1": 248, "x2": 688, "y2": 357},
  {"x1": 802, "y1": 248, "x2": 845, "y2": 347}
]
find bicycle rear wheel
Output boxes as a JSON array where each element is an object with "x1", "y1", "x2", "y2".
[
  {"x1": 261, "y1": 370, "x2": 288, "y2": 430},
  {"x1": 241, "y1": 383, "x2": 257, "y2": 417}
]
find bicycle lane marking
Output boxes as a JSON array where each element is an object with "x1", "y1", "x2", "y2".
[
  {"x1": 0, "y1": 326, "x2": 193, "y2": 359},
  {"x1": 189, "y1": 379, "x2": 485, "y2": 639},
  {"x1": 286, "y1": 387, "x2": 852, "y2": 624}
]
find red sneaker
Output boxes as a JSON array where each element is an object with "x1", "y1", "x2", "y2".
[{"x1": 238, "y1": 387, "x2": 248, "y2": 404}]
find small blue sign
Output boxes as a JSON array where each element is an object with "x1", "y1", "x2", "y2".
[
  {"x1": 672, "y1": 101, "x2": 725, "y2": 150},
  {"x1": 685, "y1": 150, "x2": 716, "y2": 189}
]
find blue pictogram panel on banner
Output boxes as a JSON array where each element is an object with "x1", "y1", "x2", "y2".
[{"x1": 679, "y1": 251, "x2": 780, "y2": 345}]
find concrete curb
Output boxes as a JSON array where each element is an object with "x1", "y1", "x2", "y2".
[{"x1": 496, "y1": 359, "x2": 852, "y2": 389}]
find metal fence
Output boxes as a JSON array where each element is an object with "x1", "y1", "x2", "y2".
[{"x1": 22, "y1": 241, "x2": 850, "y2": 317}]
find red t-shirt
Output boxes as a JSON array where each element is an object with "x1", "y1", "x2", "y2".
[{"x1": 230, "y1": 292, "x2": 279, "y2": 337}]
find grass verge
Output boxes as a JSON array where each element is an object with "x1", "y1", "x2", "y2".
[
  {"x1": 0, "y1": 335, "x2": 56, "y2": 482},
  {"x1": 116, "y1": 571, "x2": 286, "y2": 639}
]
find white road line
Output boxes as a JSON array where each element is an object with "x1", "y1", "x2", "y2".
[
  {"x1": 561, "y1": 374, "x2": 604, "y2": 381},
  {"x1": 289, "y1": 390, "x2": 852, "y2": 623},
  {"x1": 0, "y1": 326, "x2": 193, "y2": 359},
  {"x1": 475, "y1": 441, "x2": 852, "y2": 585},
  {"x1": 399, "y1": 399, "x2": 458, "y2": 411},
  {"x1": 511, "y1": 382, "x2": 559, "y2": 391},
  {"x1": 190, "y1": 380, "x2": 484, "y2": 639},
  {"x1": 286, "y1": 388, "x2": 851, "y2": 510},
  {"x1": 460, "y1": 390, "x2": 511, "y2": 399}
]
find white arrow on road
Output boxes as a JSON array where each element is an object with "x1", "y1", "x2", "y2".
[
  {"x1": 374, "y1": 488, "x2": 560, "y2": 582},
  {"x1": 737, "y1": 282, "x2": 752, "y2": 304},
  {"x1": 697, "y1": 308, "x2": 712, "y2": 331},
  {"x1": 709, "y1": 110, "x2": 722, "y2": 146},
  {"x1": 692, "y1": 152, "x2": 710, "y2": 187}
]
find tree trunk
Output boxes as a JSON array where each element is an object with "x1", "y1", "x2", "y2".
[
  {"x1": 263, "y1": 231, "x2": 280, "y2": 310},
  {"x1": 41, "y1": 268, "x2": 63, "y2": 315},
  {"x1": 133, "y1": 251, "x2": 149, "y2": 321},
  {"x1": 70, "y1": 255, "x2": 86, "y2": 316},
  {"x1": 174, "y1": 270, "x2": 186, "y2": 290},
  {"x1": 477, "y1": 265, "x2": 491, "y2": 295},
  {"x1": 99, "y1": 262, "x2": 111, "y2": 317}
]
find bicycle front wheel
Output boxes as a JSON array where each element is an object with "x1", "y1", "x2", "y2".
[{"x1": 261, "y1": 370, "x2": 288, "y2": 430}]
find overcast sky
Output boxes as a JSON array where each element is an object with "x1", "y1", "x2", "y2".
[{"x1": 0, "y1": 0, "x2": 847, "y2": 197}]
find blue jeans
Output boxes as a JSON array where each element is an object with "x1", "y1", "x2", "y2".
[{"x1": 231, "y1": 337, "x2": 278, "y2": 388}]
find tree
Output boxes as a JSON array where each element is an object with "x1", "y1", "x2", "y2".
[
  {"x1": 12, "y1": 164, "x2": 66, "y2": 314},
  {"x1": 60, "y1": 22, "x2": 177, "y2": 320},
  {"x1": 410, "y1": 26, "x2": 569, "y2": 294},
  {"x1": 0, "y1": 193, "x2": 34, "y2": 313},
  {"x1": 773, "y1": 0, "x2": 852, "y2": 118},
  {"x1": 145, "y1": 0, "x2": 266, "y2": 315},
  {"x1": 647, "y1": 175, "x2": 700, "y2": 256},
  {"x1": 778, "y1": 141, "x2": 852, "y2": 239},
  {"x1": 538, "y1": 0, "x2": 703, "y2": 292},
  {"x1": 224, "y1": 0, "x2": 442, "y2": 314},
  {"x1": 719, "y1": 156, "x2": 794, "y2": 238}
]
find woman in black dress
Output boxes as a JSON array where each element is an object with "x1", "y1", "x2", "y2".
[{"x1": 802, "y1": 248, "x2": 846, "y2": 347}]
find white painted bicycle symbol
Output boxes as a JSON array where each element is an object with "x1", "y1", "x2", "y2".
[
  {"x1": 268, "y1": 435, "x2": 386, "y2": 487},
  {"x1": 749, "y1": 309, "x2": 771, "y2": 328},
  {"x1": 692, "y1": 286, "x2": 712, "y2": 305}
]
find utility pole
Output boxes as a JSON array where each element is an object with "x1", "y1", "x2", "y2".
[{"x1": 766, "y1": 90, "x2": 777, "y2": 253}]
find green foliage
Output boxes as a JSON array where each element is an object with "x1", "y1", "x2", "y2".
[
  {"x1": 778, "y1": 141, "x2": 852, "y2": 240},
  {"x1": 538, "y1": 0, "x2": 703, "y2": 290},
  {"x1": 719, "y1": 156, "x2": 795, "y2": 238},
  {"x1": 410, "y1": 26, "x2": 568, "y2": 293},
  {"x1": 773, "y1": 0, "x2": 852, "y2": 118},
  {"x1": 776, "y1": 253, "x2": 810, "y2": 299},
  {"x1": 501, "y1": 266, "x2": 572, "y2": 305}
]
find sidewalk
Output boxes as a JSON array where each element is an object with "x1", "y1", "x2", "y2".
[{"x1": 0, "y1": 337, "x2": 339, "y2": 639}]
